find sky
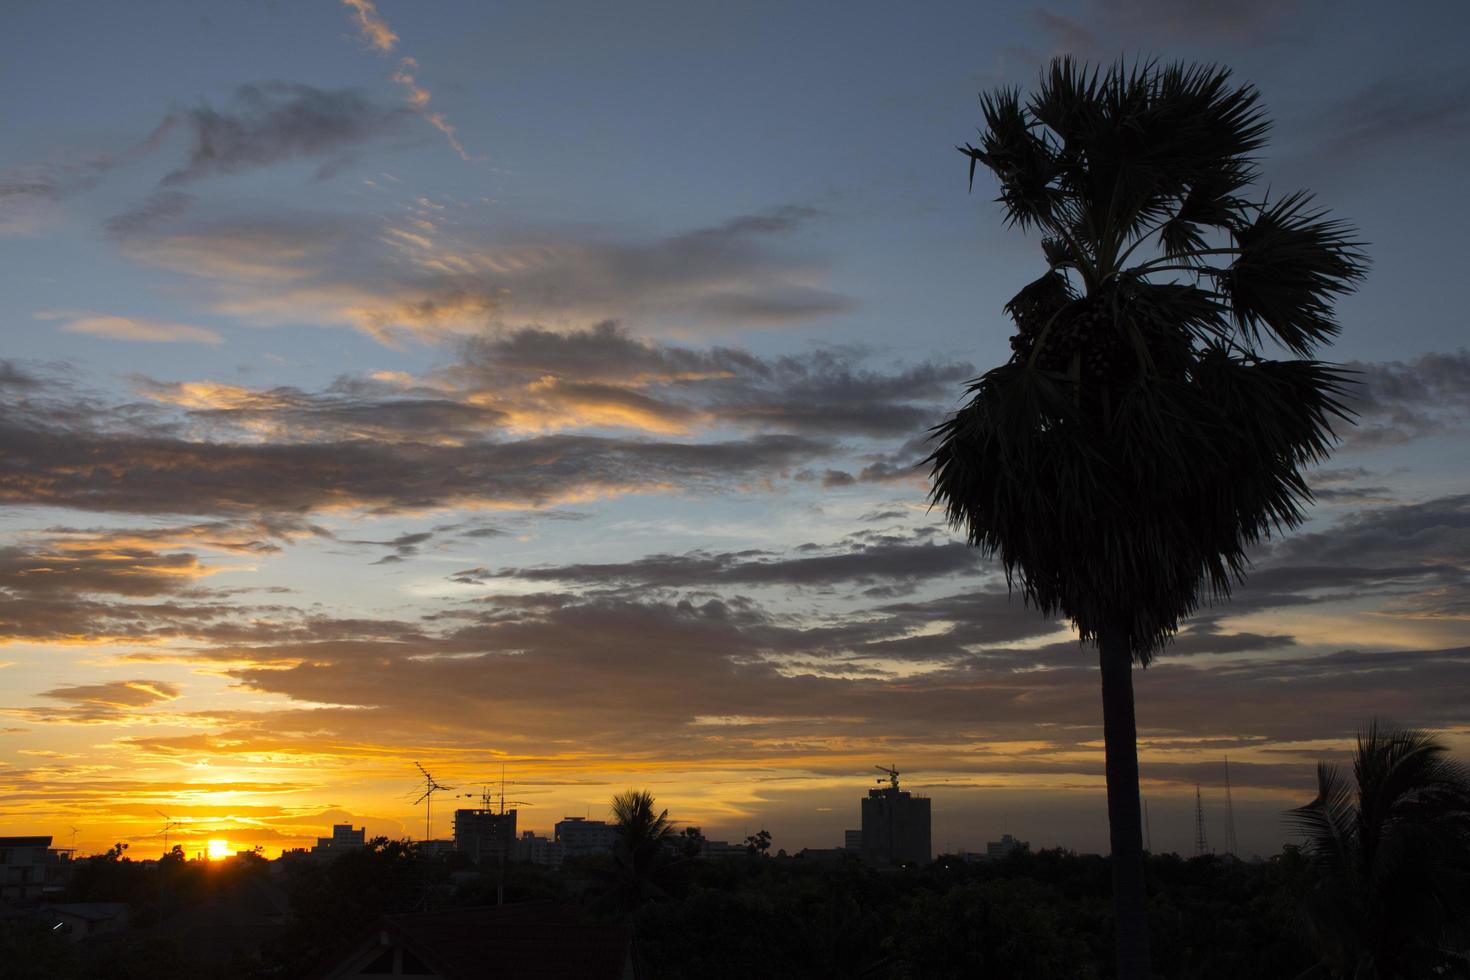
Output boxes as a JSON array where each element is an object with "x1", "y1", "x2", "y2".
[{"x1": 2, "y1": 0, "x2": 1468, "y2": 861}]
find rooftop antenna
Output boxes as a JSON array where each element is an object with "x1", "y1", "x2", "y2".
[
  {"x1": 68, "y1": 826, "x2": 79, "y2": 855},
  {"x1": 1223, "y1": 755, "x2": 1240, "y2": 856},
  {"x1": 154, "y1": 809, "x2": 181, "y2": 857},
  {"x1": 875, "y1": 764, "x2": 900, "y2": 791},
  {"x1": 1193, "y1": 785, "x2": 1209, "y2": 857},
  {"x1": 412, "y1": 762, "x2": 454, "y2": 842}
]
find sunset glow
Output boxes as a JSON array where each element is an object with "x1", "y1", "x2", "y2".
[{"x1": 1, "y1": 0, "x2": 1467, "y2": 868}]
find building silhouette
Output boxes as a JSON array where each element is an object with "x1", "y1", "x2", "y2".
[
  {"x1": 312, "y1": 824, "x2": 366, "y2": 858},
  {"x1": 553, "y1": 817, "x2": 616, "y2": 860},
  {"x1": 986, "y1": 833, "x2": 1028, "y2": 859},
  {"x1": 860, "y1": 767, "x2": 931, "y2": 867},
  {"x1": 0, "y1": 836, "x2": 73, "y2": 902},
  {"x1": 513, "y1": 830, "x2": 563, "y2": 867},
  {"x1": 454, "y1": 808, "x2": 517, "y2": 864}
]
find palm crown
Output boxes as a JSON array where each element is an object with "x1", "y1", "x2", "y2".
[
  {"x1": 1288, "y1": 723, "x2": 1470, "y2": 976},
  {"x1": 928, "y1": 58, "x2": 1368, "y2": 660}
]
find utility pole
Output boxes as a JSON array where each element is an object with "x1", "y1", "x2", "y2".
[{"x1": 1223, "y1": 756, "x2": 1240, "y2": 857}]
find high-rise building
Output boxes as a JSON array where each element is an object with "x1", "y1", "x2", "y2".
[
  {"x1": 860, "y1": 768, "x2": 931, "y2": 867},
  {"x1": 454, "y1": 809, "x2": 517, "y2": 864},
  {"x1": 844, "y1": 829, "x2": 863, "y2": 852}
]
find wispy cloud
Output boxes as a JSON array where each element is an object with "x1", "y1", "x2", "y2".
[
  {"x1": 42, "y1": 312, "x2": 222, "y2": 345},
  {"x1": 158, "y1": 82, "x2": 408, "y2": 185},
  {"x1": 111, "y1": 205, "x2": 853, "y2": 342},
  {"x1": 341, "y1": 0, "x2": 399, "y2": 53},
  {"x1": 340, "y1": 0, "x2": 470, "y2": 160},
  {"x1": 391, "y1": 58, "x2": 469, "y2": 161}
]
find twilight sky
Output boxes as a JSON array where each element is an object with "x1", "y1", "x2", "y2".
[{"x1": 2, "y1": 0, "x2": 1468, "y2": 860}]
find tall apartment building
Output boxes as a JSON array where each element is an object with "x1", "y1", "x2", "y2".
[
  {"x1": 454, "y1": 809, "x2": 518, "y2": 865},
  {"x1": 860, "y1": 769, "x2": 931, "y2": 867}
]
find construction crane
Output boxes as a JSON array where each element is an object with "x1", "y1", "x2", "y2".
[
  {"x1": 412, "y1": 762, "x2": 454, "y2": 842},
  {"x1": 874, "y1": 764, "x2": 901, "y2": 791},
  {"x1": 457, "y1": 765, "x2": 532, "y2": 907}
]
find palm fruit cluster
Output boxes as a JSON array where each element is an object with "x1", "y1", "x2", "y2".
[{"x1": 1008, "y1": 291, "x2": 1136, "y2": 386}]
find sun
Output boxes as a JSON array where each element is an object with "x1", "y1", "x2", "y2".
[{"x1": 206, "y1": 839, "x2": 231, "y2": 861}]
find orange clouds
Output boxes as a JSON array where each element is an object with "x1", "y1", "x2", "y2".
[
  {"x1": 340, "y1": 0, "x2": 398, "y2": 53},
  {"x1": 49, "y1": 314, "x2": 222, "y2": 345}
]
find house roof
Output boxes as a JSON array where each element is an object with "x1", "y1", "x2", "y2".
[
  {"x1": 365, "y1": 902, "x2": 632, "y2": 980},
  {"x1": 45, "y1": 903, "x2": 128, "y2": 922}
]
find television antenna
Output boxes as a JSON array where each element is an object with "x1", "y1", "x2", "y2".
[
  {"x1": 154, "y1": 809, "x2": 181, "y2": 857},
  {"x1": 412, "y1": 762, "x2": 454, "y2": 842},
  {"x1": 68, "y1": 826, "x2": 79, "y2": 854},
  {"x1": 874, "y1": 764, "x2": 901, "y2": 791}
]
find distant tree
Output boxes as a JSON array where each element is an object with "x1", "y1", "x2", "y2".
[
  {"x1": 102, "y1": 842, "x2": 129, "y2": 861},
  {"x1": 744, "y1": 829, "x2": 772, "y2": 856},
  {"x1": 678, "y1": 825, "x2": 706, "y2": 859},
  {"x1": 930, "y1": 57, "x2": 1366, "y2": 979},
  {"x1": 1288, "y1": 722, "x2": 1470, "y2": 978}
]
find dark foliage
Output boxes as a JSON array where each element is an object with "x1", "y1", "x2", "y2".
[
  {"x1": 933, "y1": 57, "x2": 1367, "y2": 659},
  {"x1": 1288, "y1": 723, "x2": 1470, "y2": 978}
]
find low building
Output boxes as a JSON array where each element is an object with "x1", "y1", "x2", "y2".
[
  {"x1": 44, "y1": 902, "x2": 129, "y2": 942},
  {"x1": 320, "y1": 902, "x2": 634, "y2": 980},
  {"x1": 513, "y1": 831, "x2": 563, "y2": 867},
  {"x1": 698, "y1": 839, "x2": 746, "y2": 860},
  {"x1": 453, "y1": 809, "x2": 517, "y2": 865},
  {"x1": 312, "y1": 824, "x2": 366, "y2": 858},
  {"x1": 554, "y1": 817, "x2": 617, "y2": 860},
  {"x1": 418, "y1": 839, "x2": 455, "y2": 859},
  {"x1": 986, "y1": 834, "x2": 1028, "y2": 859},
  {"x1": 796, "y1": 848, "x2": 851, "y2": 862},
  {"x1": 0, "y1": 836, "x2": 73, "y2": 903}
]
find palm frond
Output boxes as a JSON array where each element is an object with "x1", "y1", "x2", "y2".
[
  {"x1": 1288, "y1": 762, "x2": 1359, "y2": 874},
  {"x1": 941, "y1": 58, "x2": 1365, "y2": 661},
  {"x1": 1219, "y1": 192, "x2": 1369, "y2": 355}
]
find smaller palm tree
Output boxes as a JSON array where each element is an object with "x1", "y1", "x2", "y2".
[
  {"x1": 608, "y1": 789, "x2": 679, "y2": 907},
  {"x1": 1288, "y1": 721, "x2": 1470, "y2": 978}
]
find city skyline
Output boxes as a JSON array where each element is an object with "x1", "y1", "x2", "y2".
[{"x1": 3, "y1": 0, "x2": 1469, "y2": 861}]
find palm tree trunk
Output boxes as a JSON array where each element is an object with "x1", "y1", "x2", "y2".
[{"x1": 1099, "y1": 624, "x2": 1152, "y2": 979}]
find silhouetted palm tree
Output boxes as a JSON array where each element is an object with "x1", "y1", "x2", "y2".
[
  {"x1": 1288, "y1": 722, "x2": 1470, "y2": 978},
  {"x1": 929, "y1": 58, "x2": 1366, "y2": 978},
  {"x1": 609, "y1": 789, "x2": 678, "y2": 907}
]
